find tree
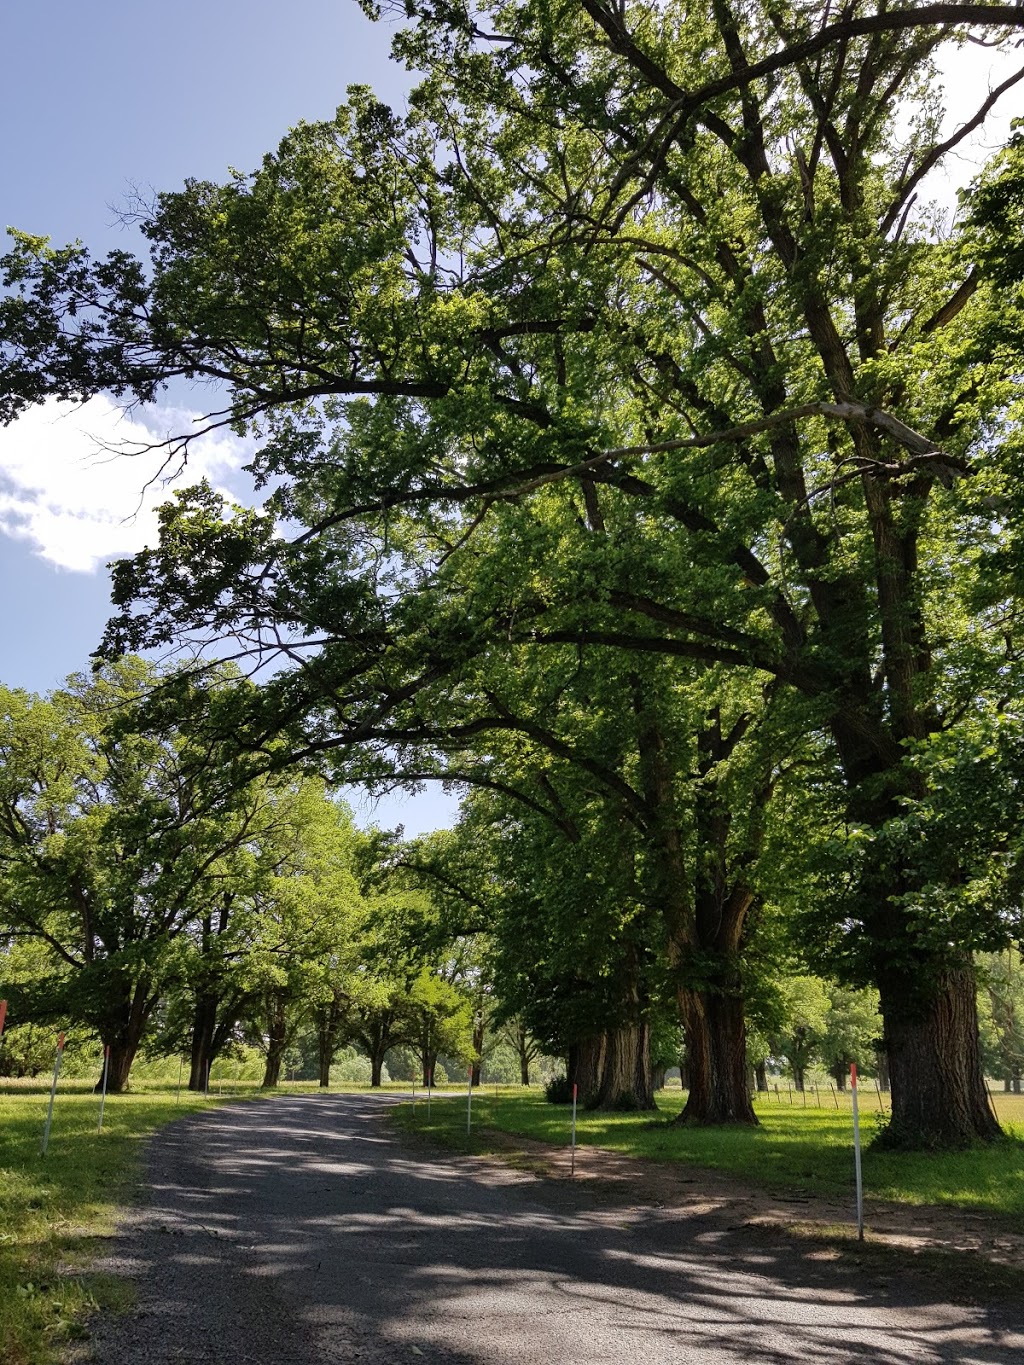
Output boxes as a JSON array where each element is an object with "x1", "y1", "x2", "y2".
[
  {"x1": 772, "y1": 977, "x2": 830, "y2": 1092},
  {"x1": 6, "y1": 4, "x2": 1024, "y2": 1143},
  {"x1": 0, "y1": 662, "x2": 293, "y2": 1092},
  {"x1": 819, "y1": 985, "x2": 882, "y2": 1090},
  {"x1": 498, "y1": 1014, "x2": 541, "y2": 1086},
  {"x1": 978, "y1": 949, "x2": 1024, "y2": 1092}
]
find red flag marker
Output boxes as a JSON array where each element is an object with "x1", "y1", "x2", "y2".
[{"x1": 0, "y1": 999, "x2": 8, "y2": 1038}]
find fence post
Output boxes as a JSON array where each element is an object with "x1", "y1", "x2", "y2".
[
  {"x1": 97, "y1": 1045, "x2": 110, "y2": 1132},
  {"x1": 467, "y1": 1067, "x2": 473, "y2": 1136},
  {"x1": 571, "y1": 1083, "x2": 578, "y2": 1176},
  {"x1": 851, "y1": 1063, "x2": 864, "y2": 1241},
  {"x1": 41, "y1": 1032, "x2": 65, "y2": 1156}
]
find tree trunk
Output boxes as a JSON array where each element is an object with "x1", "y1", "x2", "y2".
[
  {"x1": 422, "y1": 1050, "x2": 437, "y2": 1087},
  {"x1": 676, "y1": 988, "x2": 757, "y2": 1126},
  {"x1": 261, "y1": 993, "x2": 287, "y2": 1089},
  {"x1": 317, "y1": 995, "x2": 344, "y2": 1088},
  {"x1": 833, "y1": 1064, "x2": 847, "y2": 1091},
  {"x1": 189, "y1": 992, "x2": 218, "y2": 1091},
  {"x1": 99, "y1": 1041, "x2": 137, "y2": 1094},
  {"x1": 589, "y1": 1023, "x2": 656, "y2": 1111},
  {"x1": 96, "y1": 978, "x2": 155, "y2": 1093},
  {"x1": 568, "y1": 1035, "x2": 604, "y2": 1104},
  {"x1": 754, "y1": 1060, "x2": 768, "y2": 1092},
  {"x1": 370, "y1": 1049, "x2": 385, "y2": 1087},
  {"x1": 652, "y1": 1065, "x2": 667, "y2": 1091},
  {"x1": 878, "y1": 963, "x2": 1000, "y2": 1149},
  {"x1": 519, "y1": 1046, "x2": 531, "y2": 1086},
  {"x1": 471, "y1": 1014, "x2": 485, "y2": 1087},
  {"x1": 367, "y1": 1018, "x2": 390, "y2": 1089}
]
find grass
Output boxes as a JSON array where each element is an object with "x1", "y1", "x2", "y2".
[
  {"x1": 391, "y1": 1087, "x2": 1024, "y2": 1219},
  {"x1": 0, "y1": 1071, "x2": 479, "y2": 1365}
]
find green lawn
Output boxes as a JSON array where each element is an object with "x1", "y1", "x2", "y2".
[{"x1": 393, "y1": 1087, "x2": 1024, "y2": 1218}]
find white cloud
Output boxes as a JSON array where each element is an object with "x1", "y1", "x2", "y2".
[{"x1": 0, "y1": 396, "x2": 248, "y2": 573}]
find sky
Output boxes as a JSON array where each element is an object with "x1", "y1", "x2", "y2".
[{"x1": 0, "y1": 5, "x2": 1020, "y2": 831}]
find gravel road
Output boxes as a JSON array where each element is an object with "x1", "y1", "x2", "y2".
[{"x1": 87, "y1": 1093, "x2": 1024, "y2": 1364}]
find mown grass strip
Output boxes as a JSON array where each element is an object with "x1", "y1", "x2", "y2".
[{"x1": 392, "y1": 1088, "x2": 1024, "y2": 1217}]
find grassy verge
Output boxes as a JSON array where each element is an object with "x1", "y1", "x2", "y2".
[{"x1": 391, "y1": 1088, "x2": 1024, "y2": 1218}]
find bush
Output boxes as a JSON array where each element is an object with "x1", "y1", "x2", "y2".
[{"x1": 545, "y1": 1074, "x2": 574, "y2": 1104}]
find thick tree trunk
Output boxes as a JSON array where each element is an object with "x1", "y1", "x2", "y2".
[
  {"x1": 96, "y1": 978, "x2": 155, "y2": 1093},
  {"x1": 833, "y1": 1064, "x2": 847, "y2": 1091},
  {"x1": 99, "y1": 1041, "x2": 137, "y2": 1094},
  {"x1": 317, "y1": 995, "x2": 344, "y2": 1088},
  {"x1": 879, "y1": 964, "x2": 1000, "y2": 1149},
  {"x1": 370, "y1": 1049, "x2": 386, "y2": 1088},
  {"x1": 261, "y1": 993, "x2": 287, "y2": 1089},
  {"x1": 189, "y1": 992, "x2": 218, "y2": 1091},
  {"x1": 676, "y1": 988, "x2": 757, "y2": 1126},
  {"x1": 420, "y1": 1042, "x2": 439, "y2": 1086},
  {"x1": 568, "y1": 1035, "x2": 604, "y2": 1104},
  {"x1": 754, "y1": 1060, "x2": 768, "y2": 1093},
  {"x1": 589, "y1": 1023, "x2": 656, "y2": 1111},
  {"x1": 367, "y1": 1017, "x2": 391, "y2": 1089},
  {"x1": 652, "y1": 1065, "x2": 667, "y2": 1091}
]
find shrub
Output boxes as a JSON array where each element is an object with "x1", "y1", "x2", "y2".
[{"x1": 545, "y1": 1074, "x2": 574, "y2": 1104}]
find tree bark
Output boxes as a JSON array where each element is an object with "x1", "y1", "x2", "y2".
[
  {"x1": 100, "y1": 1041, "x2": 137, "y2": 1094},
  {"x1": 471, "y1": 1013, "x2": 485, "y2": 1087},
  {"x1": 317, "y1": 994, "x2": 345, "y2": 1088},
  {"x1": 189, "y1": 991, "x2": 218, "y2": 1091},
  {"x1": 568, "y1": 1034, "x2": 604, "y2": 1103},
  {"x1": 261, "y1": 992, "x2": 287, "y2": 1089},
  {"x1": 96, "y1": 977, "x2": 156, "y2": 1093},
  {"x1": 879, "y1": 963, "x2": 1000, "y2": 1148},
  {"x1": 421, "y1": 1047, "x2": 438, "y2": 1087},
  {"x1": 676, "y1": 988, "x2": 757, "y2": 1125},
  {"x1": 589, "y1": 1023, "x2": 656, "y2": 1111},
  {"x1": 754, "y1": 1060, "x2": 768, "y2": 1092},
  {"x1": 519, "y1": 1046, "x2": 532, "y2": 1085}
]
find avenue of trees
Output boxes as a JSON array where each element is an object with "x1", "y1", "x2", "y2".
[{"x1": 6, "y1": 2, "x2": 1024, "y2": 1145}]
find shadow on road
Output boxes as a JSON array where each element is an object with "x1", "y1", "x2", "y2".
[{"x1": 88, "y1": 1093, "x2": 1024, "y2": 1364}]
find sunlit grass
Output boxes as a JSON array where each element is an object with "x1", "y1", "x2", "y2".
[{"x1": 393, "y1": 1086, "x2": 1024, "y2": 1219}]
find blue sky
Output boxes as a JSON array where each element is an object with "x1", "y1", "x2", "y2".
[
  {"x1": 0, "y1": 0, "x2": 459, "y2": 833},
  {"x1": 0, "y1": 6, "x2": 1019, "y2": 831}
]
